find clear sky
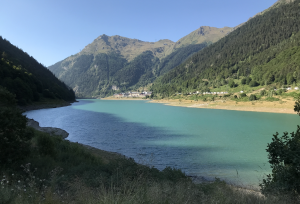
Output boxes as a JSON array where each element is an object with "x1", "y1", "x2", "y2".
[{"x1": 0, "y1": 0, "x2": 278, "y2": 67}]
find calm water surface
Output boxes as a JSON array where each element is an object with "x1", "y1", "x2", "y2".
[{"x1": 25, "y1": 99, "x2": 299, "y2": 187}]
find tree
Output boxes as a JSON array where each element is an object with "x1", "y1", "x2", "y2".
[
  {"x1": 228, "y1": 79, "x2": 236, "y2": 88},
  {"x1": 260, "y1": 98, "x2": 300, "y2": 196},
  {"x1": 249, "y1": 94, "x2": 257, "y2": 101},
  {"x1": 0, "y1": 86, "x2": 33, "y2": 165}
]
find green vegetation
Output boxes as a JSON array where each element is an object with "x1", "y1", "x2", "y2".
[
  {"x1": 151, "y1": 0, "x2": 300, "y2": 97},
  {"x1": 0, "y1": 36, "x2": 75, "y2": 105},
  {"x1": 0, "y1": 87, "x2": 33, "y2": 165},
  {"x1": 260, "y1": 98, "x2": 300, "y2": 198}
]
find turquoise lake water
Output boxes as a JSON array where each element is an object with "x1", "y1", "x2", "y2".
[{"x1": 25, "y1": 99, "x2": 300, "y2": 188}]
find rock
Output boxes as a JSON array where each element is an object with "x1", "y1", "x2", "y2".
[{"x1": 27, "y1": 119, "x2": 69, "y2": 139}]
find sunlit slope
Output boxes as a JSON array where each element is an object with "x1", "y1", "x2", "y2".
[{"x1": 151, "y1": 0, "x2": 300, "y2": 95}]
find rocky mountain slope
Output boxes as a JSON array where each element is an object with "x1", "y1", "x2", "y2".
[{"x1": 48, "y1": 26, "x2": 231, "y2": 98}]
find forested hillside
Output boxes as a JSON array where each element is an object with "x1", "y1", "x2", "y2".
[
  {"x1": 151, "y1": 0, "x2": 300, "y2": 97},
  {"x1": 0, "y1": 36, "x2": 75, "y2": 105},
  {"x1": 49, "y1": 27, "x2": 229, "y2": 98}
]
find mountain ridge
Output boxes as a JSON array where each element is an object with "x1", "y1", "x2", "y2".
[{"x1": 48, "y1": 26, "x2": 230, "y2": 97}]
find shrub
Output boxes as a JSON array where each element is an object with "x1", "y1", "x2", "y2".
[
  {"x1": 0, "y1": 86, "x2": 33, "y2": 165},
  {"x1": 260, "y1": 89, "x2": 267, "y2": 96},
  {"x1": 260, "y1": 99, "x2": 300, "y2": 196},
  {"x1": 249, "y1": 94, "x2": 257, "y2": 101},
  {"x1": 277, "y1": 89, "x2": 285, "y2": 95},
  {"x1": 37, "y1": 133, "x2": 55, "y2": 157},
  {"x1": 240, "y1": 93, "x2": 247, "y2": 97},
  {"x1": 241, "y1": 78, "x2": 246, "y2": 85},
  {"x1": 249, "y1": 80, "x2": 259, "y2": 87},
  {"x1": 260, "y1": 126, "x2": 300, "y2": 196},
  {"x1": 265, "y1": 97, "x2": 280, "y2": 102},
  {"x1": 228, "y1": 79, "x2": 236, "y2": 88}
]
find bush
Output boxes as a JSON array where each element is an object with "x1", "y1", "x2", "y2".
[
  {"x1": 260, "y1": 89, "x2": 267, "y2": 96},
  {"x1": 249, "y1": 94, "x2": 257, "y2": 101},
  {"x1": 240, "y1": 93, "x2": 247, "y2": 97},
  {"x1": 241, "y1": 78, "x2": 246, "y2": 85},
  {"x1": 260, "y1": 126, "x2": 300, "y2": 196},
  {"x1": 265, "y1": 97, "x2": 280, "y2": 102},
  {"x1": 37, "y1": 133, "x2": 55, "y2": 157},
  {"x1": 249, "y1": 80, "x2": 259, "y2": 87},
  {"x1": 228, "y1": 79, "x2": 236, "y2": 88},
  {"x1": 260, "y1": 99, "x2": 300, "y2": 196},
  {"x1": 0, "y1": 86, "x2": 33, "y2": 165},
  {"x1": 277, "y1": 89, "x2": 285, "y2": 95}
]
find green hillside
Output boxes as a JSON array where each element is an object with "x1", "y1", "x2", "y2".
[
  {"x1": 151, "y1": 0, "x2": 300, "y2": 97},
  {"x1": 0, "y1": 37, "x2": 75, "y2": 105}
]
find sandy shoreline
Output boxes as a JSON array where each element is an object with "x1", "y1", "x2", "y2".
[
  {"x1": 100, "y1": 97, "x2": 146, "y2": 101},
  {"x1": 148, "y1": 99, "x2": 296, "y2": 114}
]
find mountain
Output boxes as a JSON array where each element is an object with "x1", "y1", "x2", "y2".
[
  {"x1": 151, "y1": 0, "x2": 300, "y2": 97},
  {"x1": 48, "y1": 27, "x2": 230, "y2": 98},
  {"x1": 164, "y1": 26, "x2": 232, "y2": 56},
  {"x1": 0, "y1": 36, "x2": 75, "y2": 105}
]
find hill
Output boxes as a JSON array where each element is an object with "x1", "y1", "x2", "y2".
[
  {"x1": 48, "y1": 27, "x2": 230, "y2": 98},
  {"x1": 0, "y1": 36, "x2": 75, "y2": 105},
  {"x1": 151, "y1": 0, "x2": 300, "y2": 97}
]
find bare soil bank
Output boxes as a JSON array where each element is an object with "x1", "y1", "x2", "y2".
[{"x1": 148, "y1": 98, "x2": 296, "y2": 114}]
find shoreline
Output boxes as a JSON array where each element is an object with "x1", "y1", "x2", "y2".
[
  {"x1": 148, "y1": 99, "x2": 296, "y2": 114},
  {"x1": 100, "y1": 97, "x2": 146, "y2": 101},
  {"x1": 19, "y1": 100, "x2": 77, "y2": 112}
]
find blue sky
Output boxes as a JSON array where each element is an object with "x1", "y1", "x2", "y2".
[{"x1": 0, "y1": 0, "x2": 278, "y2": 67}]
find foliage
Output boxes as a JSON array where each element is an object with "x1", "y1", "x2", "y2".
[
  {"x1": 265, "y1": 97, "x2": 280, "y2": 102},
  {"x1": 240, "y1": 93, "x2": 247, "y2": 98},
  {"x1": 260, "y1": 89, "x2": 267, "y2": 96},
  {"x1": 260, "y1": 98, "x2": 300, "y2": 196},
  {"x1": 249, "y1": 94, "x2": 257, "y2": 101},
  {"x1": 0, "y1": 37, "x2": 75, "y2": 104},
  {"x1": 157, "y1": 43, "x2": 207, "y2": 76},
  {"x1": 0, "y1": 86, "x2": 33, "y2": 165}
]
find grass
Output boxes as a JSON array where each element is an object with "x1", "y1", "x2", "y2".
[{"x1": 1, "y1": 129, "x2": 298, "y2": 204}]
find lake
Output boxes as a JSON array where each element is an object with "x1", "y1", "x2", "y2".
[{"x1": 24, "y1": 99, "x2": 299, "y2": 188}]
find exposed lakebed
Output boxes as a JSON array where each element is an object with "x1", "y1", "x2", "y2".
[{"x1": 24, "y1": 99, "x2": 299, "y2": 188}]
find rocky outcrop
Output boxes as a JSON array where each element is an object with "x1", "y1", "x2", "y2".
[{"x1": 27, "y1": 119, "x2": 69, "y2": 139}]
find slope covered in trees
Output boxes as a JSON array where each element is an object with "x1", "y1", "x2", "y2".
[
  {"x1": 151, "y1": 0, "x2": 300, "y2": 97},
  {"x1": 0, "y1": 36, "x2": 75, "y2": 105}
]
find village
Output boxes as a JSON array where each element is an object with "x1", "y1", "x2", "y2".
[{"x1": 113, "y1": 91, "x2": 152, "y2": 98}]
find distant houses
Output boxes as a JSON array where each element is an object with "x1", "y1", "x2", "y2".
[
  {"x1": 113, "y1": 91, "x2": 152, "y2": 98},
  {"x1": 176, "y1": 91, "x2": 228, "y2": 95}
]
